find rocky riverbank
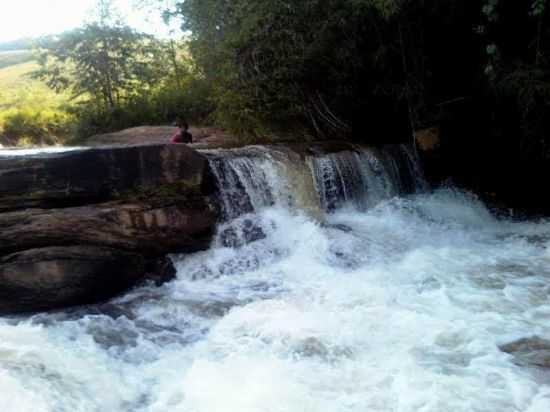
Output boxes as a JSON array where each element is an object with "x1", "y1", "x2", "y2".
[
  {"x1": 0, "y1": 144, "x2": 219, "y2": 314},
  {"x1": 0, "y1": 139, "x2": 425, "y2": 314}
]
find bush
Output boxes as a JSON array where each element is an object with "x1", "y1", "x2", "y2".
[
  {"x1": 0, "y1": 108, "x2": 74, "y2": 146},
  {"x1": 151, "y1": 78, "x2": 214, "y2": 124}
]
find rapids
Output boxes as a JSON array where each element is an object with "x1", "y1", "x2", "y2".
[{"x1": 1, "y1": 145, "x2": 550, "y2": 412}]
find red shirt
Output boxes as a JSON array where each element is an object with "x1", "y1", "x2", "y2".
[
  {"x1": 170, "y1": 130, "x2": 192, "y2": 144},
  {"x1": 171, "y1": 131, "x2": 184, "y2": 144}
]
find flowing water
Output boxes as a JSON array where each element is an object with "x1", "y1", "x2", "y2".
[
  {"x1": 0, "y1": 147, "x2": 84, "y2": 157},
  {"x1": 2, "y1": 144, "x2": 550, "y2": 411}
]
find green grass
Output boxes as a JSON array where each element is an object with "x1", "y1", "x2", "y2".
[
  {"x1": 0, "y1": 61, "x2": 74, "y2": 146},
  {"x1": 0, "y1": 61, "x2": 70, "y2": 110},
  {"x1": 0, "y1": 50, "x2": 33, "y2": 70}
]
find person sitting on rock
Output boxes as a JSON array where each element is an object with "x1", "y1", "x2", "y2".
[{"x1": 170, "y1": 119, "x2": 193, "y2": 144}]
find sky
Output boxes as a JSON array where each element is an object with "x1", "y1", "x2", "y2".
[{"x1": 0, "y1": 0, "x2": 180, "y2": 43}]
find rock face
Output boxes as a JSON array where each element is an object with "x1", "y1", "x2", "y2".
[
  {"x1": 0, "y1": 144, "x2": 207, "y2": 212},
  {"x1": 0, "y1": 144, "x2": 220, "y2": 314},
  {"x1": 414, "y1": 127, "x2": 445, "y2": 187},
  {"x1": 415, "y1": 127, "x2": 440, "y2": 152},
  {"x1": 0, "y1": 247, "x2": 146, "y2": 314},
  {"x1": 84, "y1": 126, "x2": 234, "y2": 150},
  {"x1": 500, "y1": 337, "x2": 550, "y2": 369},
  {"x1": 0, "y1": 200, "x2": 216, "y2": 257}
]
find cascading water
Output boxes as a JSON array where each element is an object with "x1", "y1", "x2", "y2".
[
  {"x1": 207, "y1": 144, "x2": 426, "y2": 218},
  {"x1": 2, "y1": 144, "x2": 550, "y2": 412},
  {"x1": 308, "y1": 145, "x2": 423, "y2": 212}
]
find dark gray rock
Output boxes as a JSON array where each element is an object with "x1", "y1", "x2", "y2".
[
  {"x1": 0, "y1": 144, "x2": 207, "y2": 212},
  {"x1": 218, "y1": 218, "x2": 266, "y2": 248},
  {"x1": 0, "y1": 199, "x2": 217, "y2": 257},
  {"x1": 144, "y1": 257, "x2": 177, "y2": 287},
  {"x1": 0, "y1": 144, "x2": 221, "y2": 314},
  {"x1": 500, "y1": 336, "x2": 550, "y2": 369},
  {"x1": 0, "y1": 246, "x2": 146, "y2": 314}
]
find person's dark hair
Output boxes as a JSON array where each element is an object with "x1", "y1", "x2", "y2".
[{"x1": 175, "y1": 117, "x2": 189, "y2": 130}]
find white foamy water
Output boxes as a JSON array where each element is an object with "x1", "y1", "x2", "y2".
[{"x1": 1, "y1": 187, "x2": 550, "y2": 411}]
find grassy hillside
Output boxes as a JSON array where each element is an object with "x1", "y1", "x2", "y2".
[
  {"x1": 0, "y1": 61, "x2": 69, "y2": 109},
  {"x1": 0, "y1": 61, "x2": 74, "y2": 146},
  {"x1": 0, "y1": 50, "x2": 33, "y2": 70}
]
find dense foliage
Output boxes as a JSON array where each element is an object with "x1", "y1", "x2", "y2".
[
  {"x1": 29, "y1": 9, "x2": 212, "y2": 140},
  {"x1": 3, "y1": 0, "x2": 550, "y2": 212},
  {"x1": 0, "y1": 0, "x2": 212, "y2": 145},
  {"x1": 33, "y1": 25, "x2": 165, "y2": 109},
  {"x1": 173, "y1": 0, "x2": 410, "y2": 138},
  {"x1": 166, "y1": 0, "x2": 550, "y2": 141}
]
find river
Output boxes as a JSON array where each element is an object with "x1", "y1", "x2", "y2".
[{"x1": 1, "y1": 145, "x2": 549, "y2": 411}]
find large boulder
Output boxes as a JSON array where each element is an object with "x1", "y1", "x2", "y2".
[
  {"x1": 0, "y1": 247, "x2": 146, "y2": 313},
  {"x1": 0, "y1": 199, "x2": 217, "y2": 257},
  {"x1": 0, "y1": 144, "x2": 207, "y2": 212},
  {"x1": 0, "y1": 144, "x2": 220, "y2": 314}
]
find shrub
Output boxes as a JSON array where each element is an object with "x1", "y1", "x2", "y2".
[{"x1": 0, "y1": 108, "x2": 73, "y2": 146}]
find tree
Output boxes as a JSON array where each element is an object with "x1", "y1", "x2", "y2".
[
  {"x1": 478, "y1": 0, "x2": 550, "y2": 162},
  {"x1": 166, "y1": 0, "x2": 409, "y2": 138},
  {"x1": 32, "y1": 5, "x2": 166, "y2": 110}
]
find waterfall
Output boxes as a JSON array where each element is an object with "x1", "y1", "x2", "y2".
[
  {"x1": 207, "y1": 149, "x2": 274, "y2": 220},
  {"x1": 206, "y1": 146, "x2": 304, "y2": 220},
  {"x1": 206, "y1": 143, "x2": 427, "y2": 219}
]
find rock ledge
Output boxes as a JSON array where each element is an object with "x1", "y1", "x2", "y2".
[{"x1": 0, "y1": 144, "x2": 219, "y2": 314}]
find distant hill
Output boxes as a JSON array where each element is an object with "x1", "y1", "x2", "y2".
[
  {"x1": 0, "y1": 37, "x2": 36, "y2": 70},
  {"x1": 0, "y1": 38, "x2": 34, "y2": 52}
]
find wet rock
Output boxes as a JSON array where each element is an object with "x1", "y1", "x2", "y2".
[
  {"x1": 294, "y1": 337, "x2": 354, "y2": 362},
  {"x1": 415, "y1": 127, "x2": 440, "y2": 152},
  {"x1": 144, "y1": 257, "x2": 177, "y2": 287},
  {"x1": 500, "y1": 337, "x2": 550, "y2": 368},
  {"x1": 0, "y1": 144, "x2": 221, "y2": 314},
  {"x1": 296, "y1": 337, "x2": 330, "y2": 359},
  {"x1": 182, "y1": 298, "x2": 242, "y2": 318},
  {"x1": 0, "y1": 144, "x2": 207, "y2": 212},
  {"x1": 324, "y1": 223, "x2": 353, "y2": 233},
  {"x1": 0, "y1": 246, "x2": 146, "y2": 314},
  {"x1": 218, "y1": 218, "x2": 266, "y2": 248},
  {"x1": 0, "y1": 200, "x2": 217, "y2": 257},
  {"x1": 86, "y1": 318, "x2": 140, "y2": 350}
]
